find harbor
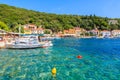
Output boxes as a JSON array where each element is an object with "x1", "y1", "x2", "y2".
[{"x1": 0, "y1": 1, "x2": 120, "y2": 80}]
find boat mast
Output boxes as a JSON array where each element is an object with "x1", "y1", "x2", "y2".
[{"x1": 19, "y1": 24, "x2": 21, "y2": 38}]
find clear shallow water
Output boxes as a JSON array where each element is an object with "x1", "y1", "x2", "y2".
[{"x1": 0, "y1": 38, "x2": 120, "y2": 80}]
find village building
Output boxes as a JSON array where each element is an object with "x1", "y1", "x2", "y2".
[
  {"x1": 112, "y1": 30, "x2": 120, "y2": 37},
  {"x1": 90, "y1": 29, "x2": 99, "y2": 36},
  {"x1": 100, "y1": 30, "x2": 111, "y2": 38},
  {"x1": 23, "y1": 24, "x2": 44, "y2": 34},
  {"x1": 63, "y1": 27, "x2": 84, "y2": 37},
  {"x1": 64, "y1": 28, "x2": 76, "y2": 37},
  {"x1": 54, "y1": 31, "x2": 63, "y2": 37},
  {"x1": 37, "y1": 27, "x2": 44, "y2": 34},
  {"x1": 0, "y1": 29, "x2": 6, "y2": 36},
  {"x1": 74, "y1": 27, "x2": 82, "y2": 37},
  {"x1": 108, "y1": 20, "x2": 118, "y2": 25}
]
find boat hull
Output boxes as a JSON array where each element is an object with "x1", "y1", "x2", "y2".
[{"x1": 6, "y1": 44, "x2": 43, "y2": 49}]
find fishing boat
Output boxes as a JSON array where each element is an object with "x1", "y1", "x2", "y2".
[
  {"x1": 5, "y1": 25, "x2": 44, "y2": 49},
  {"x1": 39, "y1": 36, "x2": 53, "y2": 48},
  {"x1": 6, "y1": 35, "x2": 43, "y2": 49},
  {"x1": 39, "y1": 41, "x2": 53, "y2": 48},
  {"x1": 44, "y1": 41, "x2": 53, "y2": 47}
]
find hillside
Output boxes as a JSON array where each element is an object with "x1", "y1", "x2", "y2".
[{"x1": 0, "y1": 4, "x2": 120, "y2": 32}]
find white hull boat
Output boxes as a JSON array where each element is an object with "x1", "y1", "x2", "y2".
[
  {"x1": 6, "y1": 35, "x2": 43, "y2": 49},
  {"x1": 6, "y1": 44, "x2": 42, "y2": 49},
  {"x1": 39, "y1": 41, "x2": 53, "y2": 48}
]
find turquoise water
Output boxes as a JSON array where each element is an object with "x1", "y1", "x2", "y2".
[{"x1": 0, "y1": 38, "x2": 120, "y2": 80}]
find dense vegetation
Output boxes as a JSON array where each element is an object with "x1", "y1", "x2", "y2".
[
  {"x1": 0, "y1": 4, "x2": 120, "y2": 33},
  {"x1": 0, "y1": 21, "x2": 9, "y2": 31}
]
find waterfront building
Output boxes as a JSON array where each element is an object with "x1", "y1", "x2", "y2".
[
  {"x1": 112, "y1": 30, "x2": 120, "y2": 37},
  {"x1": 0, "y1": 29, "x2": 7, "y2": 36},
  {"x1": 100, "y1": 30, "x2": 111, "y2": 38},
  {"x1": 64, "y1": 29, "x2": 76, "y2": 37},
  {"x1": 23, "y1": 24, "x2": 44, "y2": 34},
  {"x1": 74, "y1": 27, "x2": 82, "y2": 37},
  {"x1": 90, "y1": 29, "x2": 99, "y2": 36},
  {"x1": 63, "y1": 27, "x2": 84, "y2": 37}
]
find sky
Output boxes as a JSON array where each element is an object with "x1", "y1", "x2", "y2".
[{"x1": 0, "y1": 0, "x2": 120, "y2": 18}]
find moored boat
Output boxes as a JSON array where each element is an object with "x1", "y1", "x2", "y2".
[
  {"x1": 6, "y1": 35, "x2": 43, "y2": 49},
  {"x1": 39, "y1": 41, "x2": 53, "y2": 48}
]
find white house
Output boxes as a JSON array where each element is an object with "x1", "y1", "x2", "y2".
[
  {"x1": 100, "y1": 30, "x2": 111, "y2": 38},
  {"x1": 108, "y1": 20, "x2": 118, "y2": 25},
  {"x1": 37, "y1": 27, "x2": 44, "y2": 34},
  {"x1": 112, "y1": 30, "x2": 120, "y2": 37}
]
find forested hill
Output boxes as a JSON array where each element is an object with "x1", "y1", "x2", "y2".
[{"x1": 0, "y1": 4, "x2": 120, "y2": 32}]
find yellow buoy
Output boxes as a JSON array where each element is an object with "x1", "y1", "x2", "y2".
[{"x1": 51, "y1": 67, "x2": 56, "y2": 76}]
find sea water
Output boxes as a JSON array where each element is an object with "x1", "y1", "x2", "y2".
[{"x1": 0, "y1": 38, "x2": 120, "y2": 80}]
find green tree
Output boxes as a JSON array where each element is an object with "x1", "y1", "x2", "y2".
[
  {"x1": 44, "y1": 29, "x2": 50, "y2": 34},
  {"x1": 0, "y1": 21, "x2": 9, "y2": 31}
]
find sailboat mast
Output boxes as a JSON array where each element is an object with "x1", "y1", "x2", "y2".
[{"x1": 19, "y1": 24, "x2": 21, "y2": 38}]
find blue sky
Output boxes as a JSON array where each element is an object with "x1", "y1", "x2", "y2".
[{"x1": 0, "y1": 0, "x2": 120, "y2": 18}]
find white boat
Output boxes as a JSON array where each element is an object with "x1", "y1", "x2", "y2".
[
  {"x1": 5, "y1": 25, "x2": 45, "y2": 49},
  {"x1": 39, "y1": 36, "x2": 53, "y2": 48},
  {"x1": 39, "y1": 41, "x2": 53, "y2": 48},
  {"x1": 44, "y1": 41, "x2": 53, "y2": 47},
  {"x1": 6, "y1": 35, "x2": 43, "y2": 49}
]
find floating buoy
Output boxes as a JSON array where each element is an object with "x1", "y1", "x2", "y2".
[
  {"x1": 77, "y1": 55, "x2": 82, "y2": 59},
  {"x1": 51, "y1": 67, "x2": 56, "y2": 77}
]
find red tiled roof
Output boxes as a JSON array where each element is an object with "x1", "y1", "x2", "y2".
[
  {"x1": 37, "y1": 28, "x2": 44, "y2": 30},
  {"x1": 64, "y1": 30, "x2": 69, "y2": 32}
]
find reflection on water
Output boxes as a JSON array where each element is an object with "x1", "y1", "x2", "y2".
[{"x1": 0, "y1": 38, "x2": 120, "y2": 79}]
